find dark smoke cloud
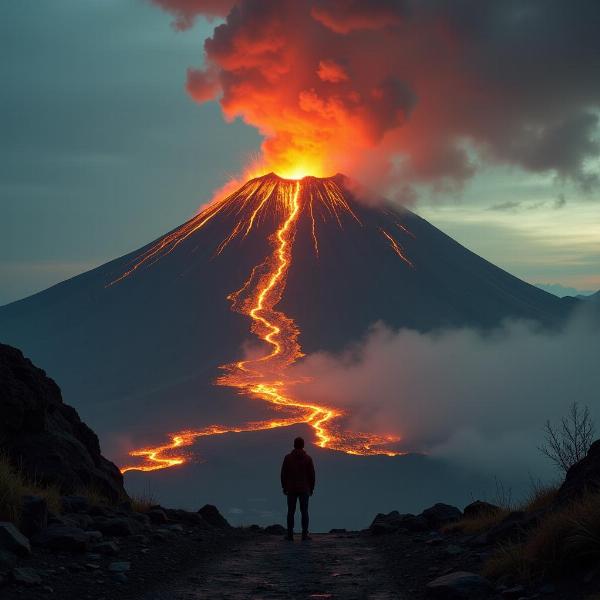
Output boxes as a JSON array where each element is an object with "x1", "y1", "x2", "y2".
[
  {"x1": 153, "y1": 0, "x2": 600, "y2": 190},
  {"x1": 290, "y1": 307, "x2": 600, "y2": 480}
]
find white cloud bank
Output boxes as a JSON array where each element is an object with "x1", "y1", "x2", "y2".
[{"x1": 292, "y1": 305, "x2": 600, "y2": 484}]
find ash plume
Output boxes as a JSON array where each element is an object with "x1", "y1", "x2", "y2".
[{"x1": 152, "y1": 0, "x2": 600, "y2": 192}]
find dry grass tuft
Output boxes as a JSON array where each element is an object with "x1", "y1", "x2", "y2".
[
  {"x1": 130, "y1": 485, "x2": 157, "y2": 513},
  {"x1": 484, "y1": 491, "x2": 600, "y2": 581},
  {"x1": 520, "y1": 483, "x2": 559, "y2": 514},
  {"x1": 524, "y1": 492, "x2": 600, "y2": 573},
  {"x1": 0, "y1": 455, "x2": 61, "y2": 524},
  {"x1": 482, "y1": 541, "x2": 529, "y2": 581},
  {"x1": 0, "y1": 455, "x2": 26, "y2": 523}
]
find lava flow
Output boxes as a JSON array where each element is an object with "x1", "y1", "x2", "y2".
[{"x1": 116, "y1": 174, "x2": 409, "y2": 473}]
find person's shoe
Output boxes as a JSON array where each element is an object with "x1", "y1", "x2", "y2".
[
  {"x1": 301, "y1": 532, "x2": 312, "y2": 541},
  {"x1": 284, "y1": 531, "x2": 294, "y2": 541}
]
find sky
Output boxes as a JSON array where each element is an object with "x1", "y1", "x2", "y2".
[{"x1": 1, "y1": 0, "x2": 599, "y2": 306}]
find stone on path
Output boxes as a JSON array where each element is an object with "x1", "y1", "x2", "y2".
[{"x1": 426, "y1": 571, "x2": 492, "y2": 599}]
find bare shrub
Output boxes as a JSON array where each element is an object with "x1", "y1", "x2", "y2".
[{"x1": 539, "y1": 402, "x2": 595, "y2": 473}]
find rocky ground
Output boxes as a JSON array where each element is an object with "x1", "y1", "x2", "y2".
[
  {"x1": 3, "y1": 344, "x2": 600, "y2": 599},
  {"x1": 0, "y1": 498, "x2": 247, "y2": 599}
]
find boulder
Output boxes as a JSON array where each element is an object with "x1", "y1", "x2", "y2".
[
  {"x1": 0, "y1": 344, "x2": 126, "y2": 502},
  {"x1": 463, "y1": 501, "x2": 500, "y2": 519},
  {"x1": 93, "y1": 541, "x2": 119, "y2": 555},
  {"x1": 402, "y1": 514, "x2": 429, "y2": 532},
  {"x1": 0, "y1": 522, "x2": 31, "y2": 556},
  {"x1": 92, "y1": 517, "x2": 136, "y2": 537},
  {"x1": 370, "y1": 511, "x2": 429, "y2": 534},
  {"x1": 198, "y1": 504, "x2": 230, "y2": 529},
  {"x1": 20, "y1": 495, "x2": 48, "y2": 537},
  {"x1": 164, "y1": 508, "x2": 209, "y2": 527},
  {"x1": 370, "y1": 511, "x2": 404, "y2": 535},
  {"x1": 426, "y1": 571, "x2": 492, "y2": 599},
  {"x1": 421, "y1": 503, "x2": 462, "y2": 528},
  {"x1": 557, "y1": 439, "x2": 600, "y2": 504},
  {"x1": 32, "y1": 525, "x2": 91, "y2": 552}
]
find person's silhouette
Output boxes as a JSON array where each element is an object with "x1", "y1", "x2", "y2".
[{"x1": 280, "y1": 436, "x2": 315, "y2": 541}]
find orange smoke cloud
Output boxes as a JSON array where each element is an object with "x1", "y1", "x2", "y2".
[{"x1": 154, "y1": 0, "x2": 600, "y2": 190}]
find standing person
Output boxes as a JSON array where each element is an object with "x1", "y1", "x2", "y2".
[{"x1": 280, "y1": 436, "x2": 315, "y2": 541}]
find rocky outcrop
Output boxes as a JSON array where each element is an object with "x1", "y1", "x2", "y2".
[
  {"x1": 557, "y1": 439, "x2": 600, "y2": 504},
  {"x1": 0, "y1": 343, "x2": 125, "y2": 502}
]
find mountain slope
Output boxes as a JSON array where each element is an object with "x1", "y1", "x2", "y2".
[{"x1": 0, "y1": 174, "x2": 572, "y2": 455}]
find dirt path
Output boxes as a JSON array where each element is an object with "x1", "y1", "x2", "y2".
[{"x1": 144, "y1": 532, "x2": 401, "y2": 600}]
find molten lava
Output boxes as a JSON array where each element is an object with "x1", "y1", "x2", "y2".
[{"x1": 115, "y1": 174, "x2": 411, "y2": 473}]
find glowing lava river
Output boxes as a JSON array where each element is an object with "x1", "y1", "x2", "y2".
[{"x1": 115, "y1": 174, "x2": 408, "y2": 473}]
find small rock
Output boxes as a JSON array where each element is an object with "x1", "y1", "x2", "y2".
[
  {"x1": 425, "y1": 537, "x2": 443, "y2": 546},
  {"x1": 92, "y1": 517, "x2": 136, "y2": 537},
  {"x1": 64, "y1": 513, "x2": 93, "y2": 530},
  {"x1": 85, "y1": 563, "x2": 101, "y2": 570},
  {"x1": 32, "y1": 525, "x2": 90, "y2": 553},
  {"x1": 501, "y1": 585, "x2": 526, "y2": 598},
  {"x1": 147, "y1": 509, "x2": 168, "y2": 524},
  {"x1": 539, "y1": 583, "x2": 555, "y2": 594},
  {"x1": 426, "y1": 571, "x2": 492, "y2": 599},
  {"x1": 0, "y1": 522, "x2": 31, "y2": 556},
  {"x1": 198, "y1": 504, "x2": 230, "y2": 529},
  {"x1": 131, "y1": 534, "x2": 150, "y2": 544},
  {"x1": 93, "y1": 541, "x2": 119, "y2": 555},
  {"x1": 11, "y1": 567, "x2": 42, "y2": 586},
  {"x1": 329, "y1": 528, "x2": 347, "y2": 534},
  {"x1": 42, "y1": 585, "x2": 54, "y2": 593},
  {"x1": 166, "y1": 523, "x2": 184, "y2": 532},
  {"x1": 444, "y1": 544, "x2": 464, "y2": 556},
  {"x1": 86, "y1": 553, "x2": 101, "y2": 560},
  {"x1": 113, "y1": 572, "x2": 128, "y2": 583},
  {"x1": 108, "y1": 561, "x2": 130, "y2": 573}
]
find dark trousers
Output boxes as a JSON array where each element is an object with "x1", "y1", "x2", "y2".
[{"x1": 286, "y1": 493, "x2": 309, "y2": 533}]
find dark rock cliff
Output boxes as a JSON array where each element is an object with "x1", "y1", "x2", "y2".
[{"x1": 0, "y1": 343, "x2": 125, "y2": 501}]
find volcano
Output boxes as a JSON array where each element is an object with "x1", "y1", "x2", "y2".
[{"x1": 0, "y1": 173, "x2": 573, "y2": 524}]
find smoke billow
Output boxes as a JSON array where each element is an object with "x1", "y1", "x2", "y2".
[
  {"x1": 290, "y1": 306, "x2": 600, "y2": 480},
  {"x1": 152, "y1": 0, "x2": 600, "y2": 191}
]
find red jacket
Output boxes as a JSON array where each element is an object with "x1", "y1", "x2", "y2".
[{"x1": 281, "y1": 448, "x2": 315, "y2": 495}]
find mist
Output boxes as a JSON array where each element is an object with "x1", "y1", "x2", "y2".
[{"x1": 291, "y1": 305, "x2": 600, "y2": 488}]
